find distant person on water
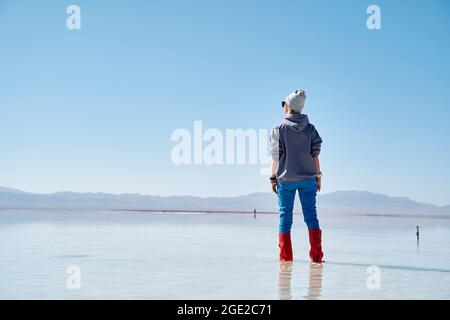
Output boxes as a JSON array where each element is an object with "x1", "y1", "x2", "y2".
[{"x1": 269, "y1": 89, "x2": 324, "y2": 263}]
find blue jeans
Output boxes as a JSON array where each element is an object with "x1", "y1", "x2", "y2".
[{"x1": 277, "y1": 178, "x2": 320, "y2": 233}]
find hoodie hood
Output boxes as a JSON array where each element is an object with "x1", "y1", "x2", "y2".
[{"x1": 283, "y1": 114, "x2": 310, "y2": 132}]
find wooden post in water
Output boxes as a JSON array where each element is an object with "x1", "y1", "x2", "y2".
[
  {"x1": 416, "y1": 225, "x2": 420, "y2": 251},
  {"x1": 253, "y1": 209, "x2": 256, "y2": 219}
]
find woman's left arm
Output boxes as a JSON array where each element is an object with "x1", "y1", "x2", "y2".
[
  {"x1": 311, "y1": 125, "x2": 322, "y2": 192},
  {"x1": 313, "y1": 156, "x2": 322, "y2": 192}
]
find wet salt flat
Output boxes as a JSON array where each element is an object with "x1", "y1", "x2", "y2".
[{"x1": 0, "y1": 210, "x2": 449, "y2": 299}]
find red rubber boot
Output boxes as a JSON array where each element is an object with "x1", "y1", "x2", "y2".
[
  {"x1": 308, "y1": 229, "x2": 324, "y2": 263},
  {"x1": 279, "y1": 233, "x2": 293, "y2": 261}
]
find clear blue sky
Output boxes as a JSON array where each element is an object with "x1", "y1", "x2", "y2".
[{"x1": 1, "y1": 0, "x2": 449, "y2": 205}]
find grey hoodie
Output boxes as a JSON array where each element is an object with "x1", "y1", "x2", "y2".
[{"x1": 269, "y1": 114, "x2": 322, "y2": 183}]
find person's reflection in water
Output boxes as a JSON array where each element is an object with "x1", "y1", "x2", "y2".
[
  {"x1": 278, "y1": 261, "x2": 293, "y2": 300},
  {"x1": 305, "y1": 263, "x2": 323, "y2": 299}
]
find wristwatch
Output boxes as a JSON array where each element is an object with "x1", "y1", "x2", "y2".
[
  {"x1": 316, "y1": 171, "x2": 323, "y2": 178},
  {"x1": 270, "y1": 175, "x2": 277, "y2": 182}
]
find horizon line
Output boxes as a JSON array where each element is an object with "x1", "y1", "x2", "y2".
[{"x1": 1, "y1": 185, "x2": 448, "y2": 208}]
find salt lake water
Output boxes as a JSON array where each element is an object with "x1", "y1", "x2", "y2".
[{"x1": 0, "y1": 210, "x2": 449, "y2": 299}]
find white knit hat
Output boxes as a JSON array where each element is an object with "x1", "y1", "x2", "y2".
[{"x1": 285, "y1": 89, "x2": 307, "y2": 113}]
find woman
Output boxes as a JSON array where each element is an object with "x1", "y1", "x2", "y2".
[{"x1": 269, "y1": 89, "x2": 324, "y2": 263}]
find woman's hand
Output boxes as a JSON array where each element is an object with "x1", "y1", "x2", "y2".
[
  {"x1": 312, "y1": 157, "x2": 322, "y2": 192},
  {"x1": 270, "y1": 175, "x2": 278, "y2": 194}
]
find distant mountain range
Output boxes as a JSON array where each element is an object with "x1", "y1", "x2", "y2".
[{"x1": 0, "y1": 186, "x2": 449, "y2": 217}]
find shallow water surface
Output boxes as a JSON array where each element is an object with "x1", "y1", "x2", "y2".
[{"x1": 0, "y1": 210, "x2": 449, "y2": 299}]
